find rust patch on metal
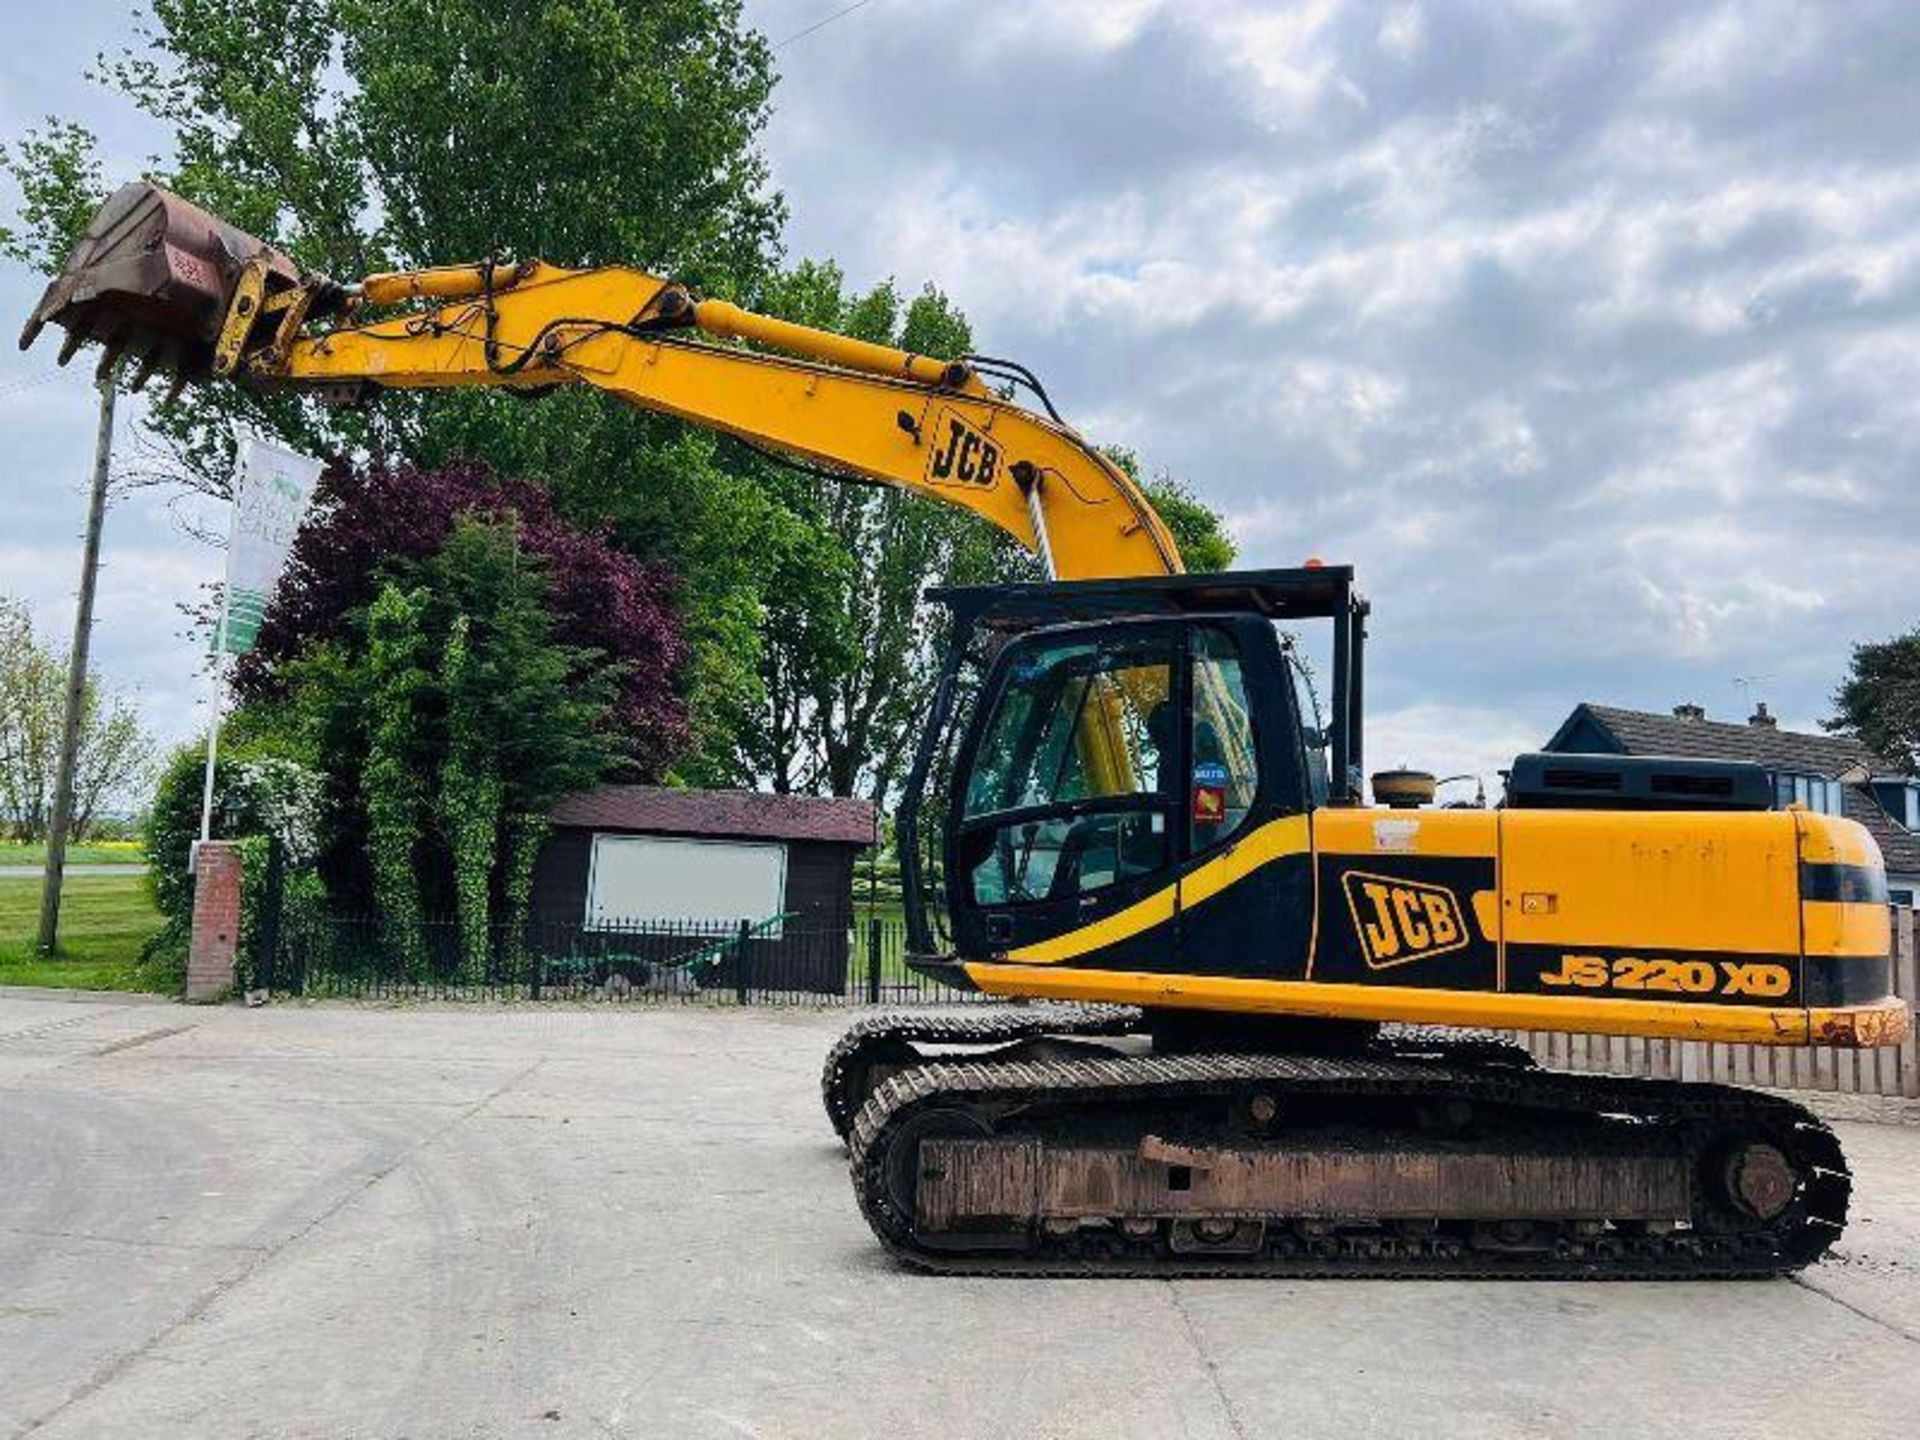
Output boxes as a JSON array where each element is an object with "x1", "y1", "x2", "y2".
[
  {"x1": 915, "y1": 1137, "x2": 1040, "y2": 1231},
  {"x1": 21, "y1": 181, "x2": 308, "y2": 380},
  {"x1": 915, "y1": 1137, "x2": 1691, "y2": 1231},
  {"x1": 1724, "y1": 1142, "x2": 1795, "y2": 1221},
  {"x1": 1810, "y1": 998, "x2": 1912, "y2": 1048}
]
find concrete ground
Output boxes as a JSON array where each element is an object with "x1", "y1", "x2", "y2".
[{"x1": 2, "y1": 993, "x2": 1918, "y2": 1440}]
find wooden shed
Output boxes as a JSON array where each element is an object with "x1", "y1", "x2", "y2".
[{"x1": 529, "y1": 786, "x2": 877, "y2": 994}]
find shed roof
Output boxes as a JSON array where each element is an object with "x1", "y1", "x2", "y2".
[{"x1": 548, "y1": 786, "x2": 876, "y2": 846}]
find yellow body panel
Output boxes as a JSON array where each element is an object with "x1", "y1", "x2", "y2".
[
  {"x1": 974, "y1": 802, "x2": 1905, "y2": 1048},
  {"x1": 1802, "y1": 902, "x2": 1890, "y2": 956},
  {"x1": 1312, "y1": 807, "x2": 1500, "y2": 860},
  {"x1": 1500, "y1": 810, "x2": 1801, "y2": 956},
  {"x1": 1797, "y1": 810, "x2": 1885, "y2": 867},
  {"x1": 960, "y1": 963, "x2": 1911, "y2": 1046}
]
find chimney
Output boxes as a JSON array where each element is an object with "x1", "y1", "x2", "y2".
[
  {"x1": 1749, "y1": 701, "x2": 1777, "y2": 730},
  {"x1": 1673, "y1": 702, "x2": 1705, "y2": 721}
]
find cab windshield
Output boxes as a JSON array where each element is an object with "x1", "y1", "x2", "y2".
[{"x1": 963, "y1": 633, "x2": 1173, "y2": 819}]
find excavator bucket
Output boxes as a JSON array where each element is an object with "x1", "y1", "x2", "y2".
[{"x1": 18, "y1": 181, "x2": 307, "y2": 386}]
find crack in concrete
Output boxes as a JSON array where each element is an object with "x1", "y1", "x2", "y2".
[
  {"x1": 15, "y1": 1058, "x2": 545, "y2": 1437},
  {"x1": 1791, "y1": 1273, "x2": 1920, "y2": 1347},
  {"x1": 1166, "y1": 1283, "x2": 1249, "y2": 1440},
  {"x1": 0, "y1": 1225, "x2": 264, "y2": 1256},
  {"x1": 91, "y1": 1024, "x2": 197, "y2": 1057},
  {"x1": 0, "y1": 1013, "x2": 108, "y2": 1048}
]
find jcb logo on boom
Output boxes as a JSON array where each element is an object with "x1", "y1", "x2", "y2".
[
  {"x1": 1341, "y1": 872, "x2": 1471, "y2": 969},
  {"x1": 925, "y1": 411, "x2": 1002, "y2": 488}
]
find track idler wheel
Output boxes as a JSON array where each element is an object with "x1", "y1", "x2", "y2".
[{"x1": 1722, "y1": 1141, "x2": 1797, "y2": 1222}]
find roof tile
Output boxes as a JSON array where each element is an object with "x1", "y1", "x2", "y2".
[
  {"x1": 548, "y1": 785, "x2": 876, "y2": 846},
  {"x1": 1578, "y1": 704, "x2": 1888, "y2": 774}
]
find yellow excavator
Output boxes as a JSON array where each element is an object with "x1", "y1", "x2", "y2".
[{"x1": 26, "y1": 182, "x2": 1910, "y2": 1277}]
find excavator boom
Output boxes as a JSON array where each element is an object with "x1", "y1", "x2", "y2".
[{"x1": 22, "y1": 182, "x2": 1181, "y2": 583}]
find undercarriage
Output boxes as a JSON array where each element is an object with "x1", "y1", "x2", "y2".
[{"x1": 828, "y1": 1010, "x2": 1847, "y2": 1279}]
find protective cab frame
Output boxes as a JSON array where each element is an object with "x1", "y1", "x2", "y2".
[{"x1": 899, "y1": 567, "x2": 1368, "y2": 964}]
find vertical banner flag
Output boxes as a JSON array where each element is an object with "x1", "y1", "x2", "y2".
[
  {"x1": 197, "y1": 436, "x2": 321, "y2": 847},
  {"x1": 221, "y1": 437, "x2": 324, "y2": 654}
]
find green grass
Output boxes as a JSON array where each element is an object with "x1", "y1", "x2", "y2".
[
  {"x1": 0, "y1": 872, "x2": 174, "y2": 992},
  {"x1": 0, "y1": 839, "x2": 146, "y2": 866}
]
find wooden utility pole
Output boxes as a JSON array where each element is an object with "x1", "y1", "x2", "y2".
[{"x1": 36, "y1": 370, "x2": 116, "y2": 956}]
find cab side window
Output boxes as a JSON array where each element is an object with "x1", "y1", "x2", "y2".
[
  {"x1": 961, "y1": 633, "x2": 1174, "y2": 905},
  {"x1": 1188, "y1": 628, "x2": 1258, "y2": 852}
]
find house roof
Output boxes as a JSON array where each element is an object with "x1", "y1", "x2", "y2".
[
  {"x1": 1555, "y1": 703, "x2": 1888, "y2": 775},
  {"x1": 1843, "y1": 786, "x2": 1920, "y2": 880},
  {"x1": 548, "y1": 785, "x2": 876, "y2": 846},
  {"x1": 1550, "y1": 704, "x2": 1920, "y2": 878}
]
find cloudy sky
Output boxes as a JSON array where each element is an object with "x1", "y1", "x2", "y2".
[{"x1": 3, "y1": 1, "x2": 1917, "y2": 789}]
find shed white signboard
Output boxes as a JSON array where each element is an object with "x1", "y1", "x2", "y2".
[{"x1": 585, "y1": 835, "x2": 789, "y2": 935}]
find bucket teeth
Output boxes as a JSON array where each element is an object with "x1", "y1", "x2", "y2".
[
  {"x1": 21, "y1": 180, "x2": 307, "y2": 387},
  {"x1": 127, "y1": 341, "x2": 163, "y2": 393}
]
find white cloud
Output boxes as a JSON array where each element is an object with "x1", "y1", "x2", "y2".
[
  {"x1": 1366, "y1": 701, "x2": 1545, "y2": 794},
  {"x1": 1649, "y1": 0, "x2": 1825, "y2": 96},
  {"x1": 1377, "y1": 4, "x2": 1425, "y2": 60}
]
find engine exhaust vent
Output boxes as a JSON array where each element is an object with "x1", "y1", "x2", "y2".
[{"x1": 1506, "y1": 754, "x2": 1773, "y2": 812}]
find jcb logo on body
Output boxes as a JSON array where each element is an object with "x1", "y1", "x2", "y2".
[
  {"x1": 925, "y1": 410, "x2": 1001, "y2": 488},
  {"x1": 1341, "y1": 872, "x2": 1471, "y2": 969}
]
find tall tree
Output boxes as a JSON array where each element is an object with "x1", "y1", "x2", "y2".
[
  {"x1": 0, "y1": 597, "x2": 155, "y2": 842},
  {"x1": 732, "y1": 263, "x2": 1035, "y2": 804},
  {"x1": 4, "y1": 0, "x2": 783, "y2": 776},
  {"x1": 279, "y1": 512, "x2": 624, "y2": 921},
  {"x1": 1830, "y1": 627, "x2": 1920, "y2": 773},
  {"x1": 235, "y1": 458, "x2": 688, "y2": 776}
]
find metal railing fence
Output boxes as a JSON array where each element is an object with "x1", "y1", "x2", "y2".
[{"x1": 250, "y1": 908, "x2": 988, "y2": 1007}]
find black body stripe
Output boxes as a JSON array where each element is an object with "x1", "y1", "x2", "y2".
[
  {"x1": 1804, "y1": 954, "x2": 1895, "y2": 1007},
  {"x1": 1801, "y1": 861, "x2": 1890, "y2": 905}
]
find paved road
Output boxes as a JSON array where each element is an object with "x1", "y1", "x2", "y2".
[{"x1": 1, "y1": 993, "x2": 1917, "y2": 1439}]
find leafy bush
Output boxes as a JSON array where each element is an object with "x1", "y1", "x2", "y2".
[{"x1": 144, "y1": 742, "x2": 323, "y2": 944}]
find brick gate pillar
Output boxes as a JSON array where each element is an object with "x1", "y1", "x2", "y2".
[{"x1": 186, "y1": 840, "x2": 243, "y2": 1002}]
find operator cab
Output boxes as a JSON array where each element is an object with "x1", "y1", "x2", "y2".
[{"x1": 900, "y1": 569, "x2": 1367, "y2": 974}]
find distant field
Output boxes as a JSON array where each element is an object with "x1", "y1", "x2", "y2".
[
  {"x1": 0, "y1": 840, "x2": 147, "y2": 867},
  {"x1": 0, "y1": 873, "x2": 171, "y2": 992}
]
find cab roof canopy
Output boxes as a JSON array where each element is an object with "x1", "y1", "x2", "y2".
[{"x1": 929, "y1": 566, "x2": 1361, "y2": 635}]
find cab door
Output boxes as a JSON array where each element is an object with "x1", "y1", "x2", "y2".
[
  {"x1": 948, "y1": 625, "x2": 1181, "y2": 968},
  {"x1": 1172, "y1": 620, "x2": 1317, "y2": 981}
]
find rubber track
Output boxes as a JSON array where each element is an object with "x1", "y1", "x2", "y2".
[
  {"x1": 819, "y1": 1005, "x2": 1143, "y2": 1138},
  {"x1": 820, "y1": 1009, "x2": 1537, "y2": 1139},
  {"x1": 847, "y1": 1051, "x2": 1849, "y2": 1279}
]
